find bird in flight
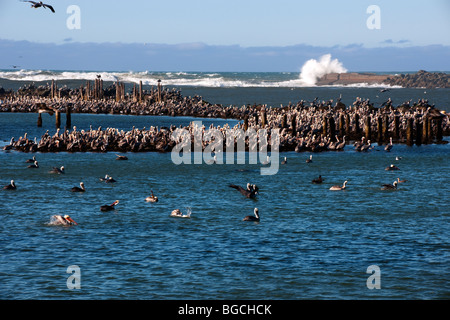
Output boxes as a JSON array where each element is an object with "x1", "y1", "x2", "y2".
[{"x1": 22, "y1": 1, "x2": 55, "y2": 13}]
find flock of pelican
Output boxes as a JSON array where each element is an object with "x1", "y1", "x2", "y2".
[{"x1": 2, "y1": 142, "x2": 409, "y2": 225}]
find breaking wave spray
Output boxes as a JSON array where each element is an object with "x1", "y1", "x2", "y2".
[{"x1": 299, "y1": 54, "x2": 347, "y2": 86}]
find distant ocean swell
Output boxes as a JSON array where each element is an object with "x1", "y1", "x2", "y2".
[
  {"x1": 0, "y1": 54, "x2": 396, "y2": 88},
  {"x1": 0, "y1": 69, "x2": 394, "y2": 88}
]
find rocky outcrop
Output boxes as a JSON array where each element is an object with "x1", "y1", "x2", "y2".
[
  {"x1": 383, "y1": 70, "x2": 449, "y2": 88},
  {"x1": 317, "y1": 70, "x2": 449, "y2": 88}
]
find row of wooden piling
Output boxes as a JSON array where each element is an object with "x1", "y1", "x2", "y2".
[{"x1": 318, "y1": 113, "x2": 443, "y2": 145}]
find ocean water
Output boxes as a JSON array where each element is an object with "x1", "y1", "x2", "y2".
[{"x1": 0, "y1": 71, "x2": 449, "y2": 300}]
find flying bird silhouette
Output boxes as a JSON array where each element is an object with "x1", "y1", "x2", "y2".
[{"x1": 22, "y1": 1, "x2": 55, "y2": 13}]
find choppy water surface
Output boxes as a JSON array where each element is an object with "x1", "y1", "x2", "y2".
[{"x1": 0, "y1": 83, "x2": 449, "y2": 300}]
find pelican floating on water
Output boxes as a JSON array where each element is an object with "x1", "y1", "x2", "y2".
[
  {"x1": 50, "y1": 166, "x2": 65, "y2": 174},
  {"x1": 385, "y1": 164, "x2": 400, "y2": 171},
  {"x1": 100, "y1": 200, "x2": 119, "y2": 211},
  {"x1": 329, "y1": 181, "x2": 347, "y2": 191},
  {"x1": 170, "y1": 208, "x2": 191, "y2": 218},
  {"x1": 381, "y1": 181, "x2": 398, "y2": 190},
  {"x1": 27, "y1": 161, "x2": 39, "y2": 168},
  {"x1": 115, "y1": 154, "x2": 128, "y2": 160},
  {"x1": 306, "y1": 155, "x2": 313, "y2": 163},
  {"x1": 312, "y1": 175, "x2": 323, "y2": 184},
  {"x1": 146, "y1": 190, "x2": 158, "y2": 202},
  {"x1": 243, "y1": 208, "x2": 260, "y2": 222},
  {"x1": 51, "y1": 215, "x2": 77, "y2": 226},
  {"x1": 281, "y1": 157, "x2": 287, "y2": 165},
  {"x1": 25, "y1": 156, "x2": 36, "y2": 163},
  {"x1": 3, "y1": 180, "x2": 16, "y2": 190},
  {"x1": 71, "y1": 182, "x2": 85, "y2": 192},
  {"x1": 100, "y1": 175, "x2": 116, "y2": 183}
]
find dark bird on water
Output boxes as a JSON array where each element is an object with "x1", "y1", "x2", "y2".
[
  {"x1": 71, "y1": 182, "x2": 85, "y2": 193},
  {"x1": 100, "y1": 200, "x2": 119, "y2": 212},
  {"x1": 115, "y1": 154, "x2": 128, "y2": 160},
  {"x1": 229, "y1": 183, "x2": 259, "y2": 199},
  {"x1": 381, "y1": 181, "x2": 398, "y2": 190},
  {"x1": 22, "y1": 1, "x2": 55, "y2": 13},
  {"x1": 243, "y1": 208, "x2": 260, "y2": 222},
  {"x1": 3, "y1": 180, "x2": 16, "y2": 190},
  {"x1": 312, "y1": 175, "x2": 324, "y2": 184}
]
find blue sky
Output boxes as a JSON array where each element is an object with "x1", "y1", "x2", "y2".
[
  {"x1": 1, "y1": 0, "x2": 449, "y2": 47},
  {"x1": 0, "y1": 0, "x2": 449, "y2": 71}
]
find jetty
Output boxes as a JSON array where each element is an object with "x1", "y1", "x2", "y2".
[{"x1": 1, "y1": 79, "x2": 449, "y2": 153}]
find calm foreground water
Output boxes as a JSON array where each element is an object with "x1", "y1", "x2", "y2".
[{"x1": 0, "y1": 83, "x2": 449, "y2": 300}]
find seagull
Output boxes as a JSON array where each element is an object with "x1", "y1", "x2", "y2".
[{"x1": 22, "y1": 1, "x2": 55, "y2": 13}]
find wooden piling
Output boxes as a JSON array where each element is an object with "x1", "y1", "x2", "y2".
[
  {"x1": 415, "y1": 118, "x2": 422, "y2": 146},
  {"x1": 157, "y1": 79, "x2": 162, "y2": 102},
  {"x1": 383, "y1": 115, "x2": 389, "y2": 142},
  {"x1": 66, "y1": 105, "x2": 72, "y2": 129},
  {"x1": 364, "y1": 116, "x2": 371, "y2": 140},
  {"x1": 406, "y1": 118, "x2": 413, "y2": 146},
  {"x1": 377, "y1": 116, "x2": 383, "y2": 145},
  {"x1": 339, "y1": 114, "x2": 345, "y2": 137},
  {"x1": 436, "y1": 118, "x2": 443, "y2": 142},
  {"x1": 354, "y1": 113, "x2": 360, "y2": 136},
  {"x1": 394, "y1": 116, "x2": 400, "y2": 140},
  {"x1": 139, "y1": 81, "x2": 143, "y2": 102},
  {"x1": 328, "y1": 117, "x2": 336, "y2": 141},
  {"x1": 55, "y1": 110, "x2": 61, "y2": 129},
  {"x1": 37, "y1": 113, "x2": 42, "y2": 127},
  {"x1": 422, "y1": 116, "x2": 429, "y2": 144},
  {"x1": 322, "y1": 116, "x2": 328, "y2": 136},
  {"x1": 291, "y1": 113, "x2": 297, "y2": 133},
  {"x1": 345, "y1": 114, "x2": 350, "y2": 136},
  {"x1": 244, "y1": 116, "x2": 249, "y2": 131}
]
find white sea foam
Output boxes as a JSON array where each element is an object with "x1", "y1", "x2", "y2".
[
  {"x1": 298, "y1": 54, "x2": 348, "y2": 86},
  {"x1": 0, "y1": 61, "x2": 395, "y2": 88}
]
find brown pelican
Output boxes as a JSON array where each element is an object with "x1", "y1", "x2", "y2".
[
  {"x1": 145, "y1": 190, "x2": 158, "y2": 202},
  {"x1": 3, "y1": 180, "x2": 16, "y2": 190},
  {"x1": 100, "y1": 175, "x2": 116, "y2": 183},
  {"x1": 100, "y1": 200, "x2": 119, "y2": 212},
  {"x1": 381, "y1": 181, "x2": 398, "y2": 190},
  {"x1": 229, "y1": 184, "x2": 259, "y2": 199},
  {"x1": 306, "y1": 155, "x2": 312, "y2": 163},
  {"x1": 385, "y1": 137, "x2": 393, "y2": 152},
  {"x1": 50, "y1": 166, "x2": 65, "y2": 174},
  {"x1": 243, "y1": 208, "x2": 260, "y2": 222},
  {"x1": 71, "y1": 182, "x2": 85, "y2": 192},
  {"x1": 312, "y1": 175, "x2": 323, "y2": 184},
  {"x1": 170, "y1": 208, "x2": 191, "y2": 218},
  {"x1": 51, "y1": 215, "x2": 77, "y2": 226},
  {"x1": 25, "y1": 156, "x2": 37, "y2": 163},
  {"x1": 385, "y1": 164, "x2": 400, "y2": 171},
  {"x1": 329, "y1": 181, "x2": 347, "y2": 191},
  {"x1": 115, "y1": 154, "x2": 128, "y2": 160},
  {"x1": 27, "y1": 161, "x2": 39, "y2": 168},
  {"x1": 22, "y1": 1, "x2": 55, "y2": 13},
  {"x1": 281, "y1": 157, "x2": 287, "y2": 164}
]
